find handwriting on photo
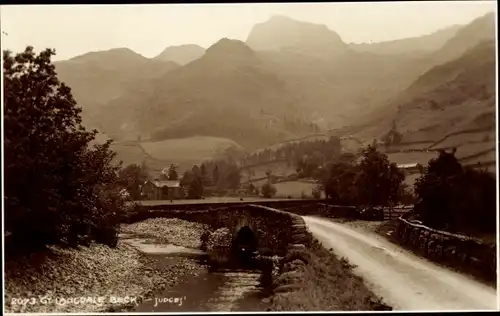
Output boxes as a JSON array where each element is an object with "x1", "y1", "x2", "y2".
[
  {"x1": 154, "y1": 296, "x2": 188, "y2": 307},
  {"x1": 10, "y1": 295, "x2": 139, "y2": 307}
]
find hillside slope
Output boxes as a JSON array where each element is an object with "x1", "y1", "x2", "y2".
[
  {"x1": 246, "y1": 15, "x2": 463, "y2": 130},
  {"x1": 55, "y1": 48, "x2": 180, "y2": 132},
  {"x1": 349, "y1": 25, "x2": 461, "y2": 55},
  {"x1": 354, "y1": 39, "x2": 495, "y2": 144},
  {"x1": 332, "y1": 12, "x2": 496, "y2": 140},
  {"x1": 98, "y1": 39, "x2": 318, "y2": 150},
  {"x1": 432, "y1": 12, "x2": 496, "y2": 65}
]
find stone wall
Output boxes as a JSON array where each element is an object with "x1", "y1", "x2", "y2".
[
  {"x1": 396, "y1": 214, "x2": 496, "y2": 282},
  {"x1": 266, "y1": 209, "x2": 312, "y2": 303}
]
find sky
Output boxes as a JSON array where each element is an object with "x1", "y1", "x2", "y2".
[{"x1": 0, "y1": 1, "x2": 496, "y2": 61}]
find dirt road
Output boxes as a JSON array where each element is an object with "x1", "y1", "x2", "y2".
[{"x1": 303, "y1": 216, "x2": 498, "y2": 311}]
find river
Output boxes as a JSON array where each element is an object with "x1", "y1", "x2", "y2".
[{"x1": 120, "y1": 234, "x2": 273, "y2": 312}]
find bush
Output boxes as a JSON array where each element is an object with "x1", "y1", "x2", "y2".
[
  {"x1": 311, "y1": 185, "x2": 322, "y2": 199},
  {"x1": 261, "y1": 182, "x2": 277, "y2": 198},
  {"x1": 3, "y1": 47, "x2": 125, "y2": 253}
]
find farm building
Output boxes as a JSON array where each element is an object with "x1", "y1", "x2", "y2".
[{"x1": 141, "y1": 180, "x2": 183, "y2": 200}]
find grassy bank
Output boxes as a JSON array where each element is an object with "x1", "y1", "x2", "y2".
[
  {"x1": 270, "y1": 235, "x2": 391, "y2": 311},
  {"x1": 4, "y1": 218, "x2": 207, "y2": 313}
]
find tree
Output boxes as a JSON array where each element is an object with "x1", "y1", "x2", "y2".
[
  {"x1": 355, "y1": 145, "x2": 405, "y2": 207},
  {"x1": 187, "y1": 174, "x2": 204, "y2": 199},
  {"x1": 323, "y1": 160, "x2": 359, "y2": 204},
  {"x1": 213, "y1": 165, "x2": 219, "y2": 186},
  {"x1": 192, "y1": 164, "x2": 201, "y2": 176},
  {"x1": 167, "y1": 164, "x2": 178, "y2": 180},
  {"x1": 247, "y1": 182, "x2": 256, "y2": 195},
  {"x1": 414, "y1": 150, "x2": 495, "y2": 233},
  {"x1": 312, "y1": 185, "x2": 322, "y2": 199},
  {"x1": 118, "y1": 164, "x2": 148, "y2": 200},
  {"x1": 180, "y1": 170, "x2": 194, "y2": 187},
  {"x1": 3, "y1": 46, "x2": 124, "y2": 252},
  {"x1": 261, "y1": 182, "x2": 277, "y2": 198},
  {"x1": 383, "y1": 123, "x2": 403, "y2": 148},
  {"x1": 200, "y1": 163, "x2": 211, "y2": 186},
  {"x1": 159, "y1": 169, "x2": 169, "y2": 180},
  {"x1": 265, "y1": 170, "x2": 273, "y2": 181},
  {"x1": 227, "y1": 169, "x2": 241, "y2": 192}
]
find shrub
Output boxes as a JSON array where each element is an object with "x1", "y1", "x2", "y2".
[
  {"x1": 261, "y1": 182, "x2": 277, "y2": 198},
  {"x1": 311, "y1": 185, "x2": 321, "y2": 199}
]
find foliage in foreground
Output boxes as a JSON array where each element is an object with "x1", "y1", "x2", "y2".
[
  {"x1": 3, "y1": 46, "x2": 124, "y2": 253},
  {"x1": 414, "y1": 150, "x2": 496, "y2": 233},
  {"x1": 270, "y1": 237, "x2": 390, "y2": 311}
]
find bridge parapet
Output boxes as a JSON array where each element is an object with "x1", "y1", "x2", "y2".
[{"x1": 123, "y1": 202, "x2": 313, "y2": 255}]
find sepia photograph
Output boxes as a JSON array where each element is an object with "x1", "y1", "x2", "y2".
[{"x1": 1, "y1": 1, "x2": 498, "y2": 313}]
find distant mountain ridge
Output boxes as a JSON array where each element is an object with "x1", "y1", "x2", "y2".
[
  {"x1": 54, "y1": 47, "x2": 180, "y2": 131},
  {"x1": 153, "y1": 44, "x2": 205, "y2": 65},
  {"x1": 51, "y1": 11, "x2": 496, "y2": 154},
  {"x1": 95, "y1": 38, "x2": 318, "y2": 149},
  {"x1": 349, "y1": 24, "x2": 462, "y2": 55},
  {"x1": 349, "y1": 39, "x2": 496, "y2": 145}
]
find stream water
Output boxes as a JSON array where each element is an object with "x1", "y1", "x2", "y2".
[{"x1": 120, "y1": 234, "x2": 273, "y2": 312}]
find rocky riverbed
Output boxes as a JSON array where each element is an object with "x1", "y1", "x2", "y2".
[{"x1": 4, "y1": 218, "x2": 208, "y2": 313}]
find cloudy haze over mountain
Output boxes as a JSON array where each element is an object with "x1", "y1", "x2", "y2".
[{"x1": 1, "y1": 2, "x2": 495, "y2": 61}]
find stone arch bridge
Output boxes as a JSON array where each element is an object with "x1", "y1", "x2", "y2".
[{"x1": 123, "y1": 200, "x2": 330, "y2": 255}]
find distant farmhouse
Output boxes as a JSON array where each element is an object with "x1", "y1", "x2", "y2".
[{"x1": 141, "y1": 180, "x2": 183, "y2": 200}]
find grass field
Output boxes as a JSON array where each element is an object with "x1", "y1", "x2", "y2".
[
  {"x1": 386, "y1": 151, "x2": 438, "y2": 165},
  {"x1": 274, "y1": 181, "x2": 323, "y2": 198},
  {"x1": 431, "y1": 131, "x2": 494, "y2": 149},
  {"x1": 250, "y1": 134, "x2": 330, "y2": 154},
  {"x1": 455, "y1": 142, "x2": 495, "y2": 159},
  {"x1": 111, "y1": 141, "x2": 152, "y2": 167},
  {"x1": 242, "y1": 161, "x2": 294, "y2": 180},
  {"x1": 140, "y1": 136, "x2": 242, "y2": 161},
  {"x1": 385, "y1": 142, "x2": 434, "y2": 152},
  {"x1": 110, "y1": 136, "x2": 243, "y2": 176},
  {"x1": 461, "y1": 150, "x2": 496, "y2": 165},
  {"x1": 385, "y1": 141, "x2": 495, "y2": 167},
  {"x1": 403, "y1": 173, "x2": 421, "y2": 192}
]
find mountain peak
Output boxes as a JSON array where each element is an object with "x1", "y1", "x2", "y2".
[
  {"x1": 154, "y1": 44, "x2": 205, "y2": 65},
  {"x1": 246, "y1": 15, "x2": 348, "y2": 56},
  {"x1": 205, "y1": 38, "x2": 255, "y2": 57},
  {"x1": 67, "y1": 47, "x2": 147, "y2": 66}
]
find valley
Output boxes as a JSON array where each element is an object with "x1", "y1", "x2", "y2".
[
  {"x1": 3, "y1": 3, "x2": 497, "y2": 313},
  {"x1": 49, "y1": 11, "x2": 496, "y2": 190}
]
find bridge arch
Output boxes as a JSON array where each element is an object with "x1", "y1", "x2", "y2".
[{"x1": 232, "y1": 225, "x2": 258, "y2": 254}]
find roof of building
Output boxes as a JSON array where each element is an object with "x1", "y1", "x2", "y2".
[{"x1": 144, "y1": 180, "x2": 181, "y2": 188}]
